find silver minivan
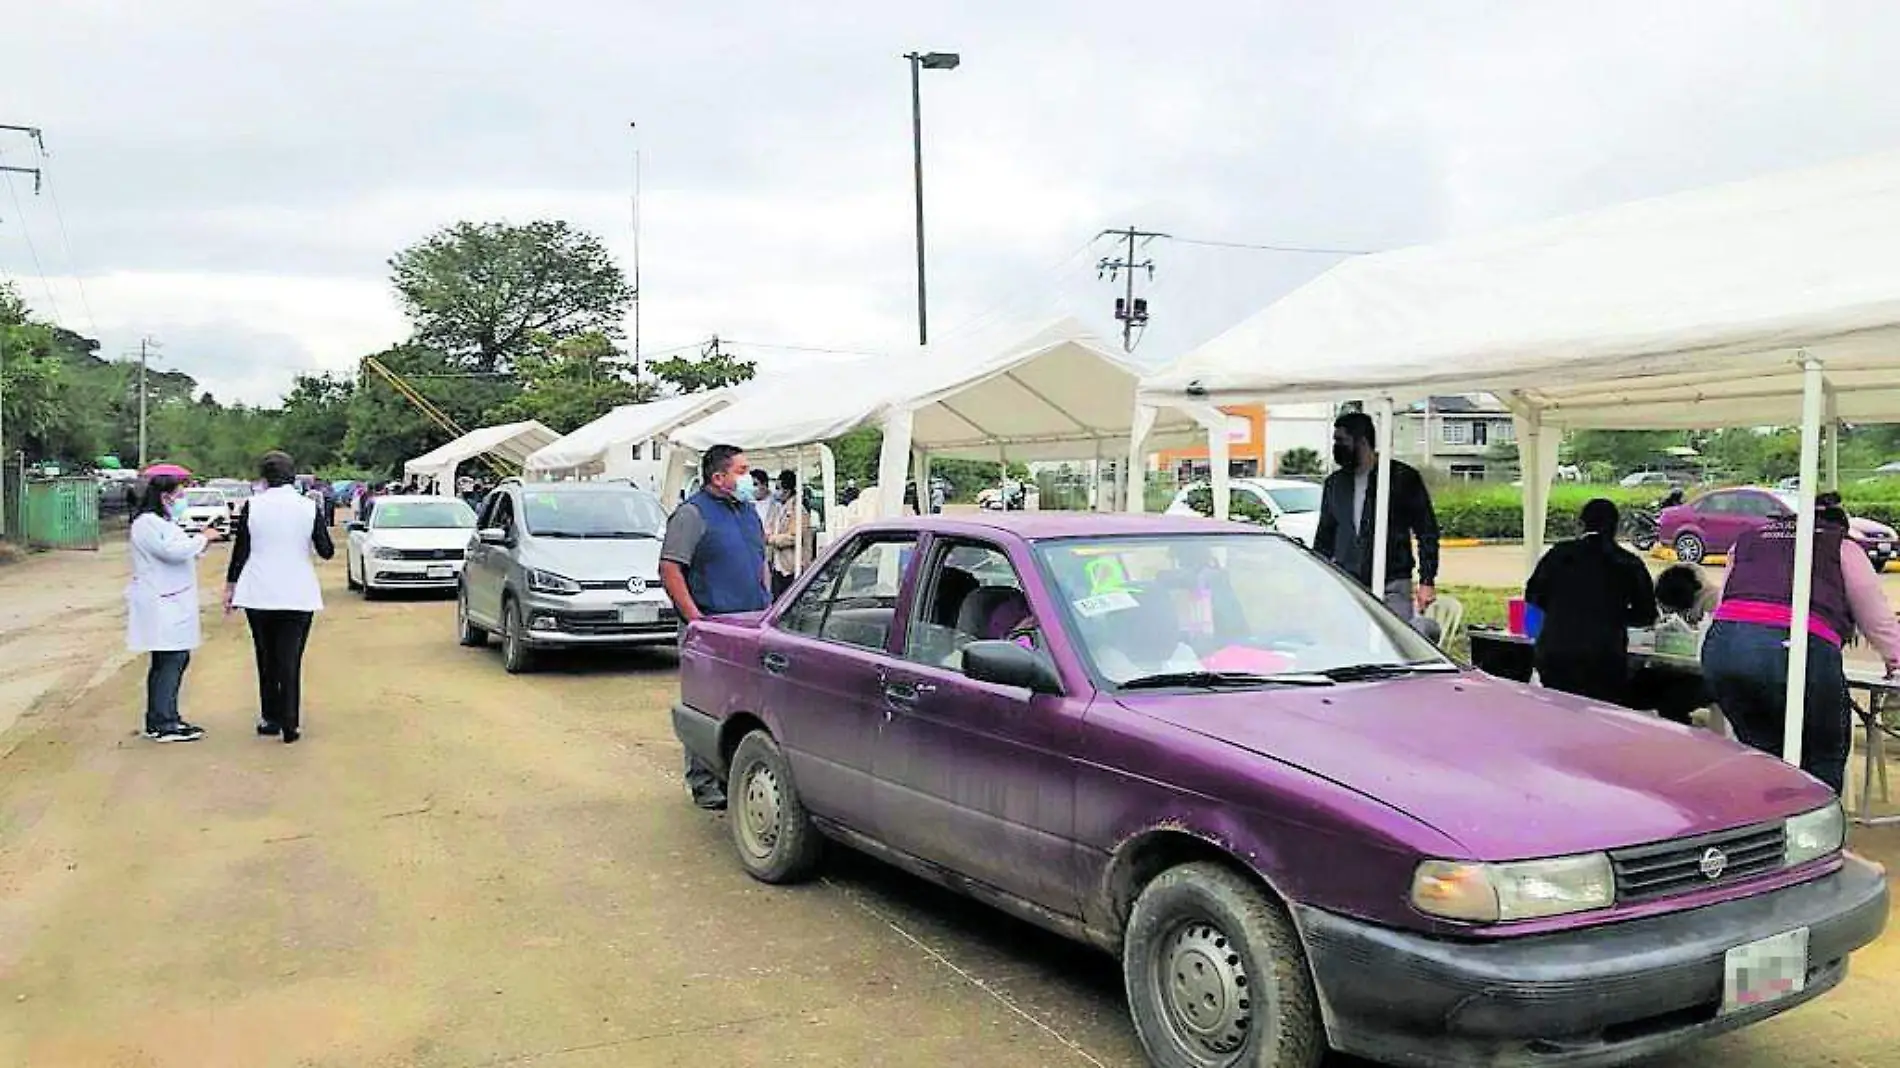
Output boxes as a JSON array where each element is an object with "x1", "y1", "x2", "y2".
[{"x1": 456, "y1": 480, "x2": 677, "y2": 673}]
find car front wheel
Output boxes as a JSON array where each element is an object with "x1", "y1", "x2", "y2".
[
  {"x1": 345, "y1": 551, "x2": 362, "y2": 592},
  {"x1": 1673, "y1": 531, "x2": 1707, "y2": 565},
  {"x1": 501, "y1": 598, "x2": 535, "y2": 674},
  {"x1": 1123, "y1": 862, "x2": 1324, "y2": 1068},
  {"x1": 727, "y1": 730, "x2": 823, "y2": 884}
]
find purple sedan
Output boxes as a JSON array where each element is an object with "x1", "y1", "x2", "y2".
[
  {"x1": 1660, "y1": 487, "x2": 1898, "y2": 568},
  {"x1": 673, "y1": 514, "x2": 1886, "y2": 1067}
]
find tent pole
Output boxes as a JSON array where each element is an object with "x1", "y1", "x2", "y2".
[
  {"x1": 1824, "y1": 389, "x2": 1840, "y2": 491},
  {"x1": 1209, "y1": 418, "x2": 1232, "y2": 521},
  {"x1": 1370, "y1": 397, "x2": 1396, "y2": 604},
  {"x1": 1126, "y1": 403, "x2": 1157, "y2": 514},
  {"x1": 1783, "y1": 356, "x2": 1825, "y2": 770}
]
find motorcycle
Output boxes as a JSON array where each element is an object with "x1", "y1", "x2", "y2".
[{"x1": 1625, "y1": 508, "x2": 1659, "y2": 551}]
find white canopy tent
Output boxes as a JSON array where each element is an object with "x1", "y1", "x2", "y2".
[
  {"x1": 403, "y1": 419, "x2": 560, "y2": 491},
  {"x1": 671, "y1": 317, "x2": 1224, "y2": 521},
  {"x1": 522, "y1": 391, "x2": 734, "y2": 490},
  {"x1": 1138, "y1": 149, "x2": 1900, "y2": 772}
]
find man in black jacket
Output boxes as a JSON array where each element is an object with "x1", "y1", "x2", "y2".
[{"x1": 1312, "y1": 411, "x2": 1441, "y2": 618}]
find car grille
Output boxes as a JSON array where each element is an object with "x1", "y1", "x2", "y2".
[
  {"x1": 1609, "y1": 822, "x2": 1786, "y2": 903},
  {"x1": 390, "y1": 548, "x2": 465, "y2": 561},
  {"x1": 559, "y1": 608, "x2": 679, "y2": 635},
  {"x1": 578, "y1": 578, "x2": 653, "y2": 591}
]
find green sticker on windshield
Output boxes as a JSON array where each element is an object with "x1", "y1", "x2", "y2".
[{"x1": 1084, "y1": 556, "x2": 1130, "y2": 595}]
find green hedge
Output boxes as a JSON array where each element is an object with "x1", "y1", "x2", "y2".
[{"x1": 1430, "y1": 484, "x2": 1900, "y2": 540}]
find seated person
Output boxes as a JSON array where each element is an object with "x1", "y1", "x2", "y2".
[
  {"x1": 940, "y1": 585, "x2": 1040, "y2": 669},
  {"x1": 1655, "y1": 563, "x2": 1717, "y2": 626},
  {"x1": 1088, "y1": 590, "x2": 1202, "y2": 682}
]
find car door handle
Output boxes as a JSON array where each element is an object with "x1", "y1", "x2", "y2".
[
  {"x1": 883, "y1": 681, "x2": 934, "y2": 705},
  {"x1": 761, "y1": 651, "x2": 790, "y2": 675}
]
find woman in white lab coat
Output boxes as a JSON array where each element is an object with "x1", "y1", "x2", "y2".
[{"x1": 126, "y1": 473, "x2": 209, "y2": 742}]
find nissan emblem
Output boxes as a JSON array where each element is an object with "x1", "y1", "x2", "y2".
[{"x1": 1698, "y1": 847, "x2": 1728, "y2": 880}]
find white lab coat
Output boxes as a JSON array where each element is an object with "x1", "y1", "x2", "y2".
[
  {"x1": 126, "y1": 513, "x2": 207, "y2": 653},
  {"x1": 231, "y1": 485, "x2": 325, "y2": 613}
]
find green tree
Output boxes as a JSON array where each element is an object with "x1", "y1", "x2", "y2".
[
  {"x1": 1276, "y1": 447, "x2": 1324, "y2": 478},
  {"x1": 389, "y1": 220, "x2": 632, "y2": 372},
  {"x1": 487, "y1": 332, "x2": 657, "y2": 432},
  {"x1": 279, "y1": 373, "x2": 355, "y2": 470},
  {"x1": 1563, "y1": 429, "x2": 1679, "y2": 474},
  {"x1": 647, "y1": 345, "x2": 757, "y2": 394}
]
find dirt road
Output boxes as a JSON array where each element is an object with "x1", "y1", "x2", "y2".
[{"x1": 1, "y1": 546, "x2": 1897, "y2": 1067}]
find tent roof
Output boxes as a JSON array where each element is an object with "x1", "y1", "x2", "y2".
[
  {"x1": 523, "y1": 392, "x2": 732, "y2": 474},
  {"x1": 672, "y1": 317, "x2": 1218, "y2": 460},
  {"x1": 404, "y1": 420, "x2": 560, "y2": 479},
  {"x1": 1139, "y1": 151, "x2": 1900, "y2": 430}
]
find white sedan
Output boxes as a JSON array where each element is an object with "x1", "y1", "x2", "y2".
[
  {"x1": 1164, "y1": 477, "x2": 1323, "y2": 546},
  {"x1": 176, "y1": 487, "x2": 231, "y2": 539},
  {"x1": 345, "y1": 495, "x2": 478, "y2": 598}
]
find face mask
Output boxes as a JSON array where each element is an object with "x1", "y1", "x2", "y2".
[
  {"x1": 166, "y1": 495, "x2": 188, "y2": 522},
  {"x1": 1332, "y1": 443, "x2": 1357, "y2": 468},
  {"x1": 733, "y1": 478, "x2": 757, "y2": 503}
]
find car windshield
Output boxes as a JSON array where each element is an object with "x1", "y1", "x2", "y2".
[
  {"x1": 211, "y1": 482, "x2": 252, "y2": 498},
  {"x1": 523, "y1": 490, "x2": 665, "y2": 538},
  {"x1": 1262, "y1": 484, "x2": 1320, "y2": 514},
  {"x1": 373, "y1": 500, "x2": 476, "y2": 529},
  {"x1": 1037, "y1": 532, "x2": 1447, "y2": 686},
  {"x1": 184, "y1": 490, "x2": 224, "y2": 507}
]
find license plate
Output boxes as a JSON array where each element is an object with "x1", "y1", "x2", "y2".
[
  {"x1": 426, "y1": 565, "x2": 453, "y2": 579},
  {"x1": 1722, "y1": 928, "x2": 1809, "y2": 1014},
  {"x1": 619, "y1": 603, "x2": 659, "y2": 624}
]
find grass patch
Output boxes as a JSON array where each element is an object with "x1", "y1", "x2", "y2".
[{"x1": 1440, "y1": 584, "x2": 1512, "y2": 661}]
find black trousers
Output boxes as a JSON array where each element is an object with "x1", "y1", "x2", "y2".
[
  {"x1": 771, "y1": 569, "x2": 795, "y2": 600},
  {"x1": 1535, "y1": 647, "x2": 1632, "y2": 707},
  {"x1": 245, "y1": 609, "x2": 314, "y2": 732}
]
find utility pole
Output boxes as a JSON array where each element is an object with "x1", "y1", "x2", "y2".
[
  {"x1": 629, "y1": 121, "x2": 643, "y2": 378},
  {"x1": 137, "y1": 337, "x2": 155, "y2": 469},
  {"x1": 1097, "y1": 226, "x2": 1168, "y2": 352},
  {"x1": 0, "y1": 122, "x2": 45, "y2": 539}
]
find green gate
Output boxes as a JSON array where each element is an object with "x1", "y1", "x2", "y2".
[{"x1": 22, "y1": 477, "x2": 101, "y2": 550}]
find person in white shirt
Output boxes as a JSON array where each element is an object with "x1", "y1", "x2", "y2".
[
  {"x1": 126, "y1": 473, "x2": 210, "y2": 742},
  {"x1": 224, "y1": 451, "x2": 334, "y2": 744},
  {"x1": 748, "y1": 469, "x2": 774, "y2": 528}
]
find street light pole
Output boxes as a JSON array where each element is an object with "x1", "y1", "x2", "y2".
[
  {"x1": 138, "y1": 337, "x2": 149, "y2": 469},
  {"x1": 904, "y1": 51, "x2": 959, "y2": 347}
]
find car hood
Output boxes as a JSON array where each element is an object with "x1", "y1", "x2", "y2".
[
  {"x1": 365, "y1": 528, "x2": 476, "y2": 551},
  {"x1": 1115, "y1": 671, "x2": 1830, "y2": 860},
  {"x1": 182, "y1": 505, "x2": 225, "y2": 519},
  {"x1": 1850, "y1": 516, "x2": 1895, "y2": 540},
  {"x1": 522, "y1": 536, "x2": 663, "y2": 581}
]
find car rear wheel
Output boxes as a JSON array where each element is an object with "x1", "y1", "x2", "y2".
[
  {"x1": 1123, "y1": 862, "x2": 1324, "y2": 1068},
  {"x1": 727, "y1": 730, "x2": 823, "y2": 884},
  {"x1": 456, "y1": 584, "x2": 487, "y2": 648},
  {"x1": 501, "y1": 597, "x2": 534, "y2": 674},
  {"x1": 1673, "y1": 531, "x2": 1707, "y2": 565}
]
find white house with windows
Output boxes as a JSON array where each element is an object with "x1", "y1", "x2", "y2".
[{"x1": 1392, "y1": 394, "x2": 1518, "y2": 481}]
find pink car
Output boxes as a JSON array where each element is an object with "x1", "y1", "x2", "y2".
[{"x1": 1659, "y1": 487, "x2": 1897, "y2": 569}]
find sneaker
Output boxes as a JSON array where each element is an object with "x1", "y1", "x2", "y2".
[
  {"x1": 176, "y1": 721, "x2": 207, "y2": 736},
  {"x1": 256, "y1": 721, "x2": 282, "y2": 737},
  {"x1": 149, "y1": 725, "x2": 203, "y2": 743}
]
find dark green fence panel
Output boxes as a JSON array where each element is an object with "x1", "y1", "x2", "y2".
[{"x1": 22, "y1": 477, "x2": 101, "y2": 550}]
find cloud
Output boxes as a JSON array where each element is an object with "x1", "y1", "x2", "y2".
[{"x1": 6, "y1": 1, "x2": 1900, "y2": 405}]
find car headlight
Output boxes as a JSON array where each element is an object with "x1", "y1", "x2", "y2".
[
  {"x1": 370, "y1": 545, "x2": 404, "y2": 559},
  {"x1": 1785, "y1": 803, "x2": 1844, "y2": 867},
  {"x1": 1411, "y1": 853, "x2": 1615, "y2": 923},
  {"x1": 526, "y1": 568, "x2": 581, "y2": 595}
]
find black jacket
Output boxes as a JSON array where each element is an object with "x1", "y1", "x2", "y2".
[
  {"x1": 1312, "y1": 459, "x2": 1440, "y2": 587},
  {"x1": 1524, "y1": 534, "x2": 1657, "y2": 663}
]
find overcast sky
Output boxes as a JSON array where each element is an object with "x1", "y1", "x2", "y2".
[{"x1": 7, "y1": 1, "x2": 1900, "y2": 405}]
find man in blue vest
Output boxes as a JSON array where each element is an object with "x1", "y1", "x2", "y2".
[{"x1": 661, "y1": 443, "x2": 771, "y2": 809}]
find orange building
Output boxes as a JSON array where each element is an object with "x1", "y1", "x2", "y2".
[{"x1": 1153, "y1": 405, "x2": 1268, "y2": 482}]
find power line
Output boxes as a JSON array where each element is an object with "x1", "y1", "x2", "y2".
[
  {"x1": 41, "y1": 171, "x2": 101, "y2": 339},
  {"x1": 0, "y1": 162, "x2": 60, "y2": 325},
  {"x1": 723, "y1": 340, "x2": 886, "y2": 359},
  {"x1": 1166, "y1": 234, "x2": 1378, "y2": 256}
]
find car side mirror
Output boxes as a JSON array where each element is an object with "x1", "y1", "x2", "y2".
[
  {"x1": 478, "y1": 527, "x2": 510, "y2": 547},
  {"x1": 962, "y1": 640, "x2": 1063, "y2": 696},
  {"x1": 346, "y1": 520, "x2": 367, "y2": 533}
]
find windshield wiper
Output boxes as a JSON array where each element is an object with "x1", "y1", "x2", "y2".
[
  {"x1": 1314, "y1": 660, "x2": 1460, "y2": 682},
  {"x1": 1119, "y1": 670, "x2": 1336, "y2": 690}
]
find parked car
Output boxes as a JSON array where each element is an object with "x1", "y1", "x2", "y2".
[
  {"x1": 1620, "y1": 470, "x2": 1691, "y2": 489},
  {"x1": 1164, "y1": 477, "x2": 1322, "y2": 546},
  {"x1": 175, "y1": 487, "x2": 230, "y2": 539},
  {"x1": 344, "y1": 494, "x2": 476, "y2": 599},
  {"x1": 456, "y1": 480, "x2": 676, "y2": 672},
  {"x1": 1659, "y1": 487, "x2": 1898, "y2": 568},
  {"x1": 205, "y1": 478, "x2": 253, "y2": 520},
  {"x1": 674, "y1": 512, "x2": 1885, "y2": 1067}
]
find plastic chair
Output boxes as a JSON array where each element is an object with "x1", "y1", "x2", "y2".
[{"x1": 1424, "y1": 594, "x2": 1465, "y2": 650}]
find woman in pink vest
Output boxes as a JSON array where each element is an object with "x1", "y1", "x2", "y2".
[{"x1": 1701, "y1": 492, "x2": 1900, "y2": 791}]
